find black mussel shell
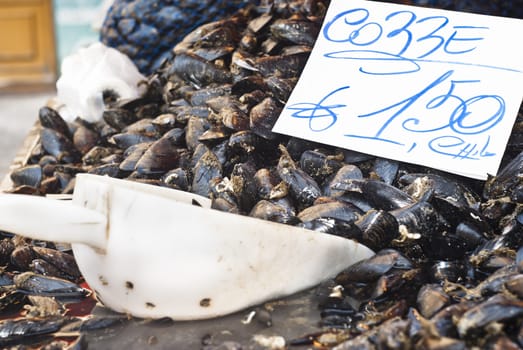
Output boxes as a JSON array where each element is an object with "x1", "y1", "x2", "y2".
[
  {"x1": 38, "y1": 106, "x2": 71, "y2": 138},
  {"x1": 10, "y1": 165, "x2": 43, "y2": 188}
]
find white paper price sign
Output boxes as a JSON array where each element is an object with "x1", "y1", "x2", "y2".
[{"x1": 272, "y1": 0, "x2": 523, "y2": 180}]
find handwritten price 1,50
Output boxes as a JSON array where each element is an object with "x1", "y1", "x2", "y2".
[{"x1": 286, "y1": 69, "x2": 504, "y2": 160}]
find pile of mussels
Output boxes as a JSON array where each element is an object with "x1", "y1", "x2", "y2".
[{"x1": 3, "y1": 0, "x2": 523, "y2": 348}]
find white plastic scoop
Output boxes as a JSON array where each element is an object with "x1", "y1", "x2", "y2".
[{"x1": 0, "y1": 174, "x2": 374, "y2": 320}]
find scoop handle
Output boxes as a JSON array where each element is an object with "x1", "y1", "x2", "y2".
[{"x1": 0, "y1": 194, "x2": 107, "y2": 249}]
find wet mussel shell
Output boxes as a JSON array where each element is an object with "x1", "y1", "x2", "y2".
[
  {"x1": 13, "y1": 272, "x2": 90, "y2": 301},
  {"x1": 0, "y1": 316, "x2": 77, "y2": 347}
]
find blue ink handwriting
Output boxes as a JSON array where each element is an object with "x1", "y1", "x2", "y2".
[
  {"x1": 320, "y1": 7, "x2": 517, "y2": 75},
  {"x1": 429, "y1": 135, "x2": 495, "y2": 159},
  {"x1": 343, "y1": 70, "x2": 504, "y2": 155},
  {"x1": 285, "y1": 70, "x2": 504, "y2": 161},
  {"x1": 285, "y1": 86, "x2": 350, "y2": 132},
  {"x1": 278, "y1": 1, "x2": 521, "y2": 168}
]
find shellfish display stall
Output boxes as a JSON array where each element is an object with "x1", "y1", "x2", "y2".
[{"x1": 1, "y1": 0, "x2": 523, "y2": 349}]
